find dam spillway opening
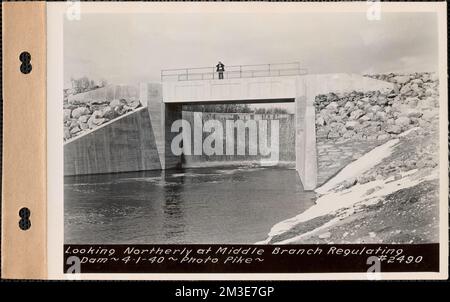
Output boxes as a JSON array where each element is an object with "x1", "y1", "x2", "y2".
[{"x1": 167, "y1": 101, "x2": 297, "y2": 170}]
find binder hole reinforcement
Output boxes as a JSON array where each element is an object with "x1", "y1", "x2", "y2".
[
  {"x1": 19, "y1": 207, "x2": 31, "y2": 230},
  {"x1": 19, "y1": 51, "x2": 32, "y2": 74}
]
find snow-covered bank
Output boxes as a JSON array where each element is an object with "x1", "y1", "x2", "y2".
[
  {"x1": 258, "y1": 71, "x2": 441, "y2": 245},
  {"x1": 259, "y1": 124, "x2": 440, "y2": 244},
  {"x1": 271, "y1": 169, "x2": 437, "y2": 244}
]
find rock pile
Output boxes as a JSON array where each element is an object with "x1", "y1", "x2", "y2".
[
  {"x1": 314, "y1": 72, "x2": 439, "y2": 142},
  {"x1": 63, "y1": 97, "x2": 141, "y2": 141}
]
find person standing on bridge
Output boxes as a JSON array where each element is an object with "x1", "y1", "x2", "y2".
[{"x1": 216, "y1": 61, "x2": 225, "y2": 79}]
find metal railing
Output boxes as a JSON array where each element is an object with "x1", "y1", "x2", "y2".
[{"x1": 161, "y1": 62, "x2": 307, "y2": 82}]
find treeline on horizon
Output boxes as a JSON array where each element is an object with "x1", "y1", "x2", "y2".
[{"x1": 183, "y1": 104, "x2": 289, "y2": 114}]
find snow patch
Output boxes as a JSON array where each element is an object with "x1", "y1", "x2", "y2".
[
  {"x1": 259, "y1": 126, "x2": 435, "y2": 244},
  {"x1": 267, "y1": 169, "x2": 438, "y2": 241},
  {"x1": 398, "y1": 127, "x2": 421, "y2": 137}
]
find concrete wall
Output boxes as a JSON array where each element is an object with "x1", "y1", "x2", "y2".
[
  {"x1": 68, "y1": 84, "x2": 139, "y2": 104},
  {"x1": 316, "y1": 139, "x2": 384, "y2": 185},
  {"x1": 164, "y1": 103, "x2": 183, "y2": 169},
  {"x1": 140, "y1": 83, "x2": 182, "y2": 169},
  {"x1": 181, "y1": 111, "x2": 295, "y2": 167},
  {"x1": 163, "y1": 76, "x2": 298, "y2": 103},
  {"x1": 64, "y1": 107, "x2": 161, "y2": 175},
  {"x1": 140, "y1": 83, "x2": 166, "y2": 167}
]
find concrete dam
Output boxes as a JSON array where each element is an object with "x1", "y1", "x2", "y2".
[{"x1": 64, "y1": 63, "x2": 394, "y2": 190}]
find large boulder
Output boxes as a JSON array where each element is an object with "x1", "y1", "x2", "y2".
[
  {"x1": 326, "y1": 101, "x2": 339, "y2": 113},
  {"x1": 69, "y1": 120, "x2": 79, "y2": 130},
  {"x1": 405, "y1": 97, "x2": 419, "y2": 108},
  {"x1": 92, "y1": 110, "x2": 104, "y2": 118},
  {"x1": 368, "y1": 105, "x2": 381, "y2": 114},
  {"x1": 101, "y1": 106, "x2": 117, "y2": 120},
  {"x1": 376, "y1": 96, "x2": 389, "y2": 106},
  {"x1": 349, "y1": 109, "x2": 365, "y2": 120},
  {"x1": 421, "y1": 110, "x2": 439, "y2": 122},
  {"x1": 316, "y1": 116, "x2": 326, "y2": 126},
  {"x1": 400, "y1": 84, "x2": 411, "y2": 95},
  {"x1": 360, "y1": 114, "x2": 372, "y2": 122},
  {"x1": 409, "y1": 83, "x2": 420, "y2": 95},
  {"x1": 421, "y1": 73, "x2": 431, "y2": 83},
  {"x1": 78, "y1": 115, "x2": 90, "y2": 123},
  {"x1": 344, "y1": 101, "x2": 355, "y2": 111},
  {"x1": 320, "y1": 110, "x2": 333, "y2": 122},
  {"x1": 338, "y1": 107, "x2": 347, "y2": 117},
  {"x1": 393, "y1": 75, "x2": 410, "y2": 85},
  {"x1": 410, "y1": 79, "x2": 423, "y2": 86},
  {"x1": 406, "y1": 109, "x2": 423, "y2": 118},
  {"x1": 114, "y1": 105, "x2": 129, "y2": 116},
  {"x1": 345, "y1": 121, "x2": 359, "y2": 130},
  {"x1": 70, "y1": 126, "x2": 81, "y2": 135},
  {"x1": 395, "y1": 116, "x2": 411, "y2": 127},
  {"x1": 430, "y1": 73, "x2": 439, "y2": 82},
  {"x1": 361, "y1": 125, "x2": 380, "y2": 136},
  {"x1": 71, "y1": 107, "x2": 91, "y2": 119},
  {"x1": 78, "y1": 122, "x2": 89, "y2": 130},
  {"x1": 377, "y1": 133, "x2": 391, "y2": 140},
  {"x1": 87, "y1": 115, "x2": 107, "y2": 128},
  {"x1": 375, "y1": 111, "x2": 387, "y2": 121},
  {"x1": 109, "y1": 99, "x2": 127, "y2": 108},
  {"x1": 126, "y1": 97, "x2": 141, "y2": 109},
  {"x1": 342, "y1": 177, "x2": 358, "y2": 189},
  {"x1": 386, "y1": 125, "x2": 402, "y2": 134},
  {"x1": 424, "y1": 88, "x2": 434, "y2": 97}
]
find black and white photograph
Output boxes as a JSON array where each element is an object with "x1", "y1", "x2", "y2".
[
  {"x1": 46, "y1": 2, "x2": 447, "y2": 278},
  {"x1": 63, "y1": 8, "x2": 442, "y2": 245}
]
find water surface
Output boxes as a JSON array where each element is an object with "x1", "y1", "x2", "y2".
[{"x1": 64, "y1": 166, "x2": 316, "y2": 244}]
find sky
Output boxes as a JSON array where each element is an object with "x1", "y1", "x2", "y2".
[{"x1": 64, "y1": 12, "x2": 439, "y2": 88}]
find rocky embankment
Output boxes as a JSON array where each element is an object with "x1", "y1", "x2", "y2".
[
  {"x1": 315, "y1": 72, "x2": 439, "y2": 142},
  {"x1": 63, "y1": 97, "x2": 141, "y2": 141},
  {"x1": 263, "y1": 72, "x2": 440, "y2": 244}
]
